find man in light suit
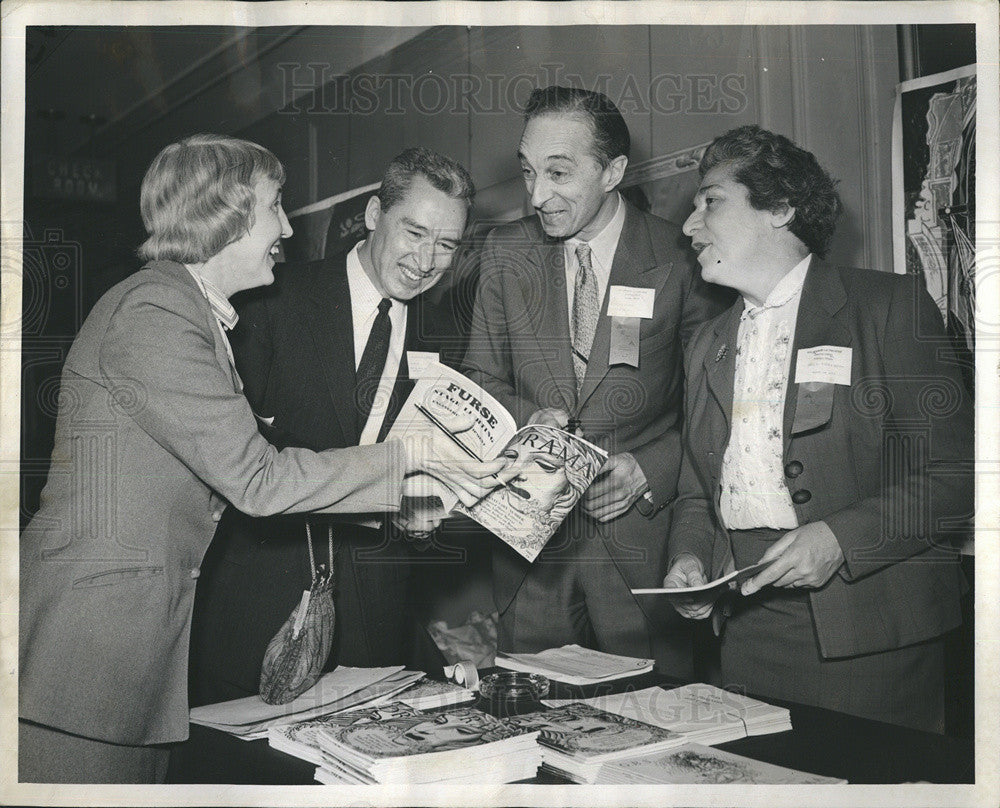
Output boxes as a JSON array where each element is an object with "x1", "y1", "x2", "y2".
[
  {"x1": 189, "y1": 148, "x2": 477, "y2": 703},
  {"x1": 463, "y1": 86, "x2": 729, "y2": 675},
  {"x1": 664, "y1": 126, "x2": 973, "y2": 731}
]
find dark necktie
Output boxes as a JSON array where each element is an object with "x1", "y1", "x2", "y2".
[
  {"x1": 355, "y1": 297, "x2": 392, "y2": 428},
  {"x1": 571, "y1": 243, "x2": 599, "y2": 390}
]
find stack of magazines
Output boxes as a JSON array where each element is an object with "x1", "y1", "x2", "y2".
[
  {"x1": 268, "y1": 679, "x2": 476, "y2": 765},
  {"x1": 269, "y1": 703, "x2": 420, "y2": 765},
  {"x1": 504, "y1": 703, "x2": 684, "y2": 784},
  {"x1": 543, "y1": 683, "x2": 792, "y2": 746},
  {"x1": 596, "y1": 743, "x2": 846, "y2": 784},
  {"x1": 313, "y1": 707, "x2": 542, "y2": 784}
]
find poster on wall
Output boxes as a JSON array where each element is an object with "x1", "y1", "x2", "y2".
[
  {"x1": 892, "y1": 64, "x2": 976, "y2": 366},
  {"x1": 620, "y1": 142, "x2": 710, "y2": 228},
  {"x1": 282, "y1": 181, "x2": 380, "y2": 263}
]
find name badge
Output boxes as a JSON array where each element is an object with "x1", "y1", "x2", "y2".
[
  {"x1": 607, "y1": 286, "x2": 655, "y2": 319},
  {"x1": 407, "y1": 351, "x2": 440, "y2": 379},
  {"x1": 795, "y1": 346, "x2": 852, "y2": 386}
]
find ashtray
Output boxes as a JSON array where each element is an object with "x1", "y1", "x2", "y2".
[{"x1": 478, "y1": 671, "x2": 550, "y2": 702}]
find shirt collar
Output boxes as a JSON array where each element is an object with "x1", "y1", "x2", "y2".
[
  {"x1": 346, "y1": 241, "x2": 390, "y2": 314},
  {"x1": 185, "y1": 266, "x2": 239, "y2": 330},
  {"x1": 567, "y1": 192, "x2": 626, "y2": 273},
  {"x1": 744, "y1": 254, "x2": 812, "y2": 316}
]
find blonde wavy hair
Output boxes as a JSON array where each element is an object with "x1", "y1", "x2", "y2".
[{"x1": 138, "y1": 133, "x2": 285, "y2": 263}]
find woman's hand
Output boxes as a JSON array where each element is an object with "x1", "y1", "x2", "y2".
[
  {"x1": 740, "y1": 521, "x2": 844, "y2": 595},
  {"x1": 418, "y1": 454, "x2": 514, "y2": 508},
  {"x1": 662, "y1": 553, "x2": 717, "y2": 620},
  {"x1": 400, "y1": 411, "x2": 520, "y2": 508}
]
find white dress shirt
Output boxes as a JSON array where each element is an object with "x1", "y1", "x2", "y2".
[
  {"x1": 346, "y1": 242, "x2": 408, "y2": 445},
  {"x1": 720, "y1": 255, "x2": 812, "y2": 530},
  {"x1": 563, "y1": 192, "x2": 626, "y2": 318}
]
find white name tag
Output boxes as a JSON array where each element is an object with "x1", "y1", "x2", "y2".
[
  {"x1": 607, "y1": 286, "x2": 655, "y2": 319},
  {"x1": 407, "y1": 351, "x2": 440, "y2": 379},
  {"x1": 795, "y1": 346, "x2": 852, "y2": 386}
]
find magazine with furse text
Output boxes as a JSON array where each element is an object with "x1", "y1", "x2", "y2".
[{"x1": 386, "y1": 362, "x2": 607, "y2": 561}]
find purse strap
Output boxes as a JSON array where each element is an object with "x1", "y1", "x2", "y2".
[{"x1": 305, "y1": 521, "x2": 336, "y2": 588}]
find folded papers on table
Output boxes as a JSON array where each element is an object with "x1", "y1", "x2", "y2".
[{"x1": 189, "y1": 667, "x2": 422, "y2": 737}]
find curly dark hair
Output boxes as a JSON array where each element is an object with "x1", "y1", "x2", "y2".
[
  {"x1": 523, "y1": 85, "x2": 630, "y2": 166},
  {"x1": 699, "y1": 125, "x2": 842, "y2": 257}
]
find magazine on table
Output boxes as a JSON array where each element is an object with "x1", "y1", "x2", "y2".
[
  {"x1": 268, "y1": 702, "x2": 420, "y2": 765},
  {"x1": 596, "y1": 742, "x2": 846, "y2": 784},
  {"x1": 314, "y1": 706, "x2": 541, "y2": 784},
  {"x1": 386, "y1": 361, "x2": 607, "y2": 561},
  {"x1": 269, "y1": 677, "x2": 476, "y2": 763},
  {"x1": 503, "y1": 702, "x2": 685, "y2": 784},
  {"x1": 543, "y1": 683, "x2": 791, "y2": 746}
]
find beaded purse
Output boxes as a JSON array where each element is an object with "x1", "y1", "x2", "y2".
[{"x1": 258, "y1": 523, "x2": 336, "y2": 705}]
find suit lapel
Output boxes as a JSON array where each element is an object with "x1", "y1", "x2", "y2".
[
  {"x1": 527, "y1": 233, "x2": 577, "y2": 412},
  {"x1": 703, "y1": 300, "x2": 743, "y2": 435},
  {"x1": 576, "y1": 206, "x2": 639, "y2": 409},
  {"x1": 164, "y1": 262, "x2": 244, "y2": 393},
  {"x1": 576, "y1": 204, "x2": 671, "y2": 411},
  {"x1": 783, "y1": 261, "x2": 851, "y2": 447},
  {"x1": 302, "y1": 257, "x2": 360, "y2": 445}
]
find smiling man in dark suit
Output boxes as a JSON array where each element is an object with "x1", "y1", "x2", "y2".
[
  {"x1": 664, "y1": 126, "x2": 973, "y2": 731},
  {"x1": 463, "y1": 86, "x2": 728, "y2": 676},
  {"x1": 189, "y1": 148, "x2": 476, "y2": 702}
]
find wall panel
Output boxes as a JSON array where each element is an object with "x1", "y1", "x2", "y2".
[{"x1": 468, "y1": 25, "x2": 653, "y2": 207}]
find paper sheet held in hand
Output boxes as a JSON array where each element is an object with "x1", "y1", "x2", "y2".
[{"x1": 631, "y1": 561, "x2": 771, "y2": 596}]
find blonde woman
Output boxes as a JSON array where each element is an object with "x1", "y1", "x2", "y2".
[{"x1": 18, "y1": 134, "x2": 505, "y2": 783}]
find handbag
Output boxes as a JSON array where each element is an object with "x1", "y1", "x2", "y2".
[{"x1": 258, "y1": 522, "x2": 337, "y2": 705}]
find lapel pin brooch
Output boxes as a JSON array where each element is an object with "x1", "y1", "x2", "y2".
[{"x1": 715, "y1": 345, "x2": 728, "y2": 363}]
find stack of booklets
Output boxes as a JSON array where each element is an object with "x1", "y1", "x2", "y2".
[
  {"x1": 189, "y1": 667, "x2": 423, "y2": 739},
  {"x1": 503, "y1": 703, "x2": 684, "y2": 784},
  {"x1": 496, "y1": 644, "x2": 653, "y2": 686},
  {"x1": 313, "y1": 707, "x2": 541, "y2": 784},
  {"x1": 543, "y1": 683, "x2": 792, "y2": 746},
  {"x1": 596, "y1": 743, "x2": 846, "y2": 784},
  {"x1": 268, "y1": 679, "x2": 476, "y2": 765},
  {"x1": 269, "y1": 703, "x2": 420, "y2": 765}
]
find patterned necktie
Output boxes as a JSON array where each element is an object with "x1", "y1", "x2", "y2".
[
  {"x1": 355, "y1": 298, "x2": 392, "y2": 427},
  {"x1": 571, "y1": 243, "x2": 599, "y2": 390}
]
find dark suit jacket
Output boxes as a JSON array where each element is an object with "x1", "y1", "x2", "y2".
[
  {"x1": 20, "y1": 262, "x2": 407, "y2": 744},
  {"x1": 189, "y1": 252, "x2": 447, "y2": 703},
  {"x1": 669, "y1": 262, "x2": 972, "y2": 658},
  {"x1": 463, "y1": 202, "x2": 730, "y2": 615}
]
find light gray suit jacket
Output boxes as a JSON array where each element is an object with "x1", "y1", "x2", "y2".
[
  {"x1": 464, "y1": 203, "x2": 727, "y2": 624},
  {"x1": 19, "y1": 261, "x2": 406, "y2": 745}
]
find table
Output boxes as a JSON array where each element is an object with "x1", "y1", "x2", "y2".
[{"x1": 166, "y1": 672, "x2": 973, "y2": 785}]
